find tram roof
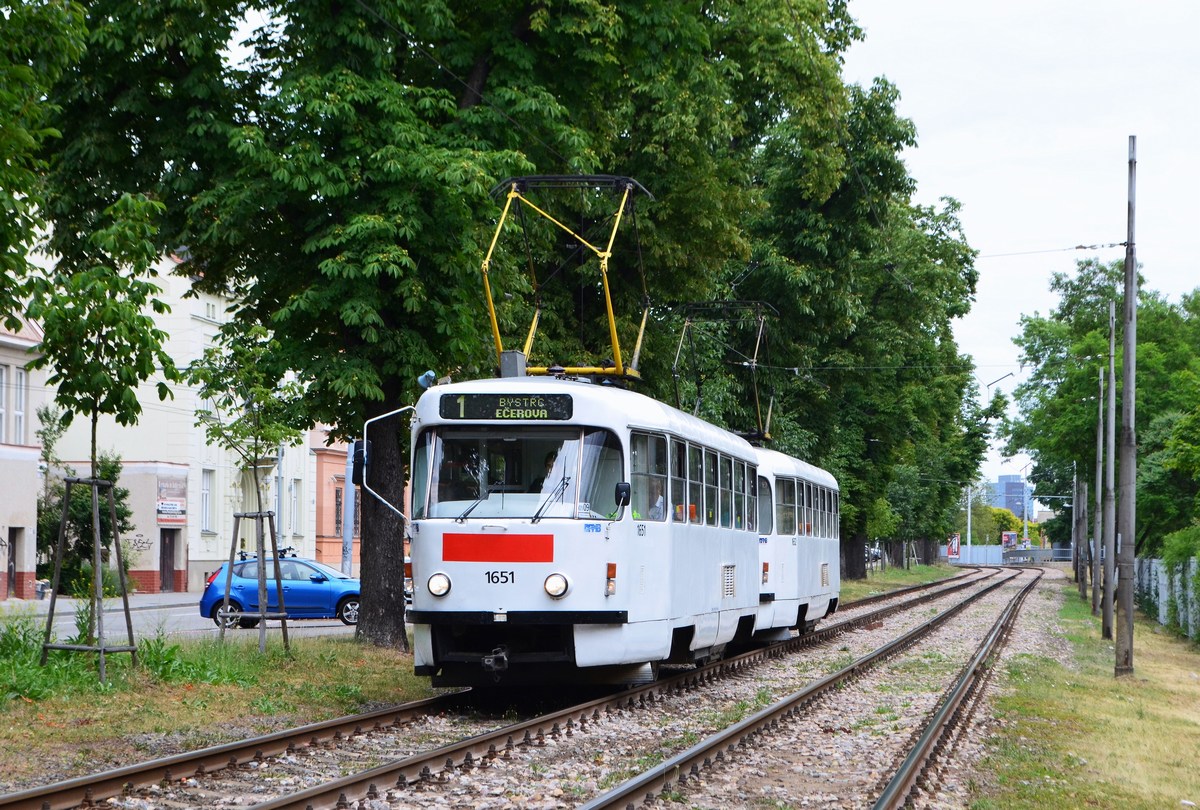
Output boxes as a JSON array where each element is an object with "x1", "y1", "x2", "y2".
[
  {"x1": 753, "y1": 445, "x2": 839, "y2": 490},
  {"x1": 414, "y1": 375, "x2": 756, "y2": 457}
]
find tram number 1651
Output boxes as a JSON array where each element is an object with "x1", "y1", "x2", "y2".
[{"x1": 485, "y1": 570, "x2": 515, "y2": 585}]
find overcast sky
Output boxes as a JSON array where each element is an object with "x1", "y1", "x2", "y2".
[{"x1": 840, "y1": 0, "x2": 1200, "y2": 490}]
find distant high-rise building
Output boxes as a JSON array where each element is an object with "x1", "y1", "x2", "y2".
[{"x1": 992, "y1": 474, "x2": 1032, "y2": 521}]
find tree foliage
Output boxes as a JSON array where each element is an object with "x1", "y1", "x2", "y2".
[
  {"x1": 0, "y1": 0, "x2": 85, "y2": 327},
  {"x1": 35, "y1": 406, "x2": 134, "y2": 593},
  {"x1": 187, "y1": 324, "x2": 309, "y2": 514},
  {"x1": 26, "y1": 193, "x2": 179, "y2": 475},
  {"x1": 33, "y1": 0, "x2": 991, "y2": 650},
  {"x1": 1007, "y1": 260, "x2": 1200, "y2": 557}
]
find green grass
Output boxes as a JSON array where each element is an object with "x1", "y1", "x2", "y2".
[
  {"x1": 840, "y1": 562, "x2": 959, "y2": 603},
  {"x1": 972, "y1": 580, "x2": 1200, "y2": 808},
  {"x1": 0, "y1": 610, "x2": 437, "y2": 786}
]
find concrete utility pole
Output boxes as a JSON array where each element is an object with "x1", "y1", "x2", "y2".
[
  {"x1": 1092, "y1": 367, "x2": 1103, "y2": 614},
  {"x1": 1115, "y1": 135, "x2": 1137, "y2": 677},
  {"x1": 1103, "y1": 300, "x2": 1116, "y2": 640},
  {"x1": 965, "y1": 484, "x2": 972, "y2": 563},
  {"x1": 1077, "y1": 479, "x2": 1088, "y2": 601},
  {"x1": 1080, "y1": 482, "x2": 1089, "y2": 602},
  {"x1": 342, "y1": 444, "x2": 356, "y2": 575}
]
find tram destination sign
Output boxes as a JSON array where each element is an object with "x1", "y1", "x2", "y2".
[{"x1": 441, "y1": 393, "x2": 573, "y2": 421}]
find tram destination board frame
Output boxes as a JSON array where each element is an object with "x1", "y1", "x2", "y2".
[{"x1": 440, "y1": 393, "x2": 573, "y2": 421}]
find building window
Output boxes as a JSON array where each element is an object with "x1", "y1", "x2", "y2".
[
  {"x1": 201, "y1": 469, "x2": 215, "y2": 532},
  {"x1": 13, "y1": 368, "x2": 25, "y2": 444},
  {"x1": 0, "y1": 365, "x2": 7, "y2": 443},
  {"x1": 334, "y1": 485, "x2": 362, "y2": 536},
  {"x1": 289, "y1": 477, "x2": 302, "y2": 535}
]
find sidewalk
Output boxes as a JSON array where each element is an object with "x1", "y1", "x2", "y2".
[{"x1": 0, "y1": 590, "x2": 197, "y2": 620}]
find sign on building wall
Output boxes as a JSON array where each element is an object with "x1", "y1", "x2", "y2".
[{"x1": 157, "y1": 474, "x2": 188, "y2": 526}]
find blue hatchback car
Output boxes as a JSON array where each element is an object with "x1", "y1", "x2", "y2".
[{"x1": 199, "y1": 555, "x2": 361, "y2": 628}]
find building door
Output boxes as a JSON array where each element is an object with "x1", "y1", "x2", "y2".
[
  {"x1": 5, "y1": 529, "x2": 16, "y2": 598},
  {"x1": 159, "y1": 529, "x2": 176, "y2": 592}
]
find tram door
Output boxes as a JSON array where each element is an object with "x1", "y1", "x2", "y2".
[
  {"x1": 6, "y1": 529, "x2": 16, "y2": 598},
  {"x1": 159, "y1": 529, "x2": 177, "y2": 592}
]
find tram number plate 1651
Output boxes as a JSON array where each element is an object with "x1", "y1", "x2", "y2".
[{"x1": 485, "y1": 570, "x2": 515, "y2": 584}]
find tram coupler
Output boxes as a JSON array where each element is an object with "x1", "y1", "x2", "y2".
[{"x1": 482, "y1": 646, "x2": 509, "y2": 673}]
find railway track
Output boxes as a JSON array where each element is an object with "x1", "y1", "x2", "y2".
[{"x1": 0, "y1": 566, "x2": 1013, "y2": 810}]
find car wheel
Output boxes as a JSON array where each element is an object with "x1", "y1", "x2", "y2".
[
  {"x1": 337, "y1": 596, "x2": 360, "y2": 625},
  {"x1": 211, "y1": 601, "x2": 244, "y2": 629}
]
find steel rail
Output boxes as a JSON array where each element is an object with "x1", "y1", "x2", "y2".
[
  {"x1": 575, "y1": 569, "x2": 1022, "y2": 810},
  {"x1": 0, "y1": 694, "x2": 462, "y2": 810},
  {"x1": 873, "y1": 569, "x2": 1043, "y2": 809},
  {"x1": 236, "y1": 569, "x2": 1007, "y2": 808},
  {"x1": 1, "y1": 567, "x2": 993, "y2": 810},
  {"x1": 841, "y1": 565, "x2": 982, "y2": 610}
]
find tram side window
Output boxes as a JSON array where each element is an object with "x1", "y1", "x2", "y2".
[
  {"x1": 777, "y1": 478, "x2": 796, "y2": 535},
  {"x1": 704, "y1": 449, "x2": 718, "y2": 526},
  {"x1": 746, "y1": 464, "x2": 758, "y2": 532},
  {"x1": 411, "y1": 430, "x2": 432, "y2": 519},
  {"x1": 733, "y1": 461, "x2": 746, "y2": 530},
  {"x1": 803, "y1": 481, "x2": 813, "y2": 535},
  {"x1": 631, "y1": 431, "x2": 667, "y2": 521},
  {"x1": 833, "y1": 491, "x2": 840, "y2": 537},
  {"x1": 757, "y1": 475, "x2": 773, "y2": 535},
  {"x1": 719, "y1": 455, "x2": 733, "y2": 528},
  {"x1": 670, "y1": 440, "x2": 686, "y2": 522},
  {"x1": 579, "y1": 428, "x2": 624, "y2": 518},
  {"x1": 689, "y1": 445, "x2": 704, "y2": 524},
  {"x1": 819, "y1": 487, "x2": 828, "y2": 536}
]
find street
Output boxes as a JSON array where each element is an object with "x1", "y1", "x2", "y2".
[{"x1": 3, "y1": 598, "x2": 359, "y2": 643}]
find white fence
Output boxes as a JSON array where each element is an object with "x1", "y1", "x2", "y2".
[
  {"x1": 1136, "y1": 557, "x2": 1197, "y2": 639},
  {"x1": 937, "y1": 544, "x2": 1073, "y2": 566}
]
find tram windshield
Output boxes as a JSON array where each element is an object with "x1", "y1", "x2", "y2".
[{"x1": 411, "y1": 426, "x2": 625, "y2": 520}]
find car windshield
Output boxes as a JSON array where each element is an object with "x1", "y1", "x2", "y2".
[
  {"x1": 230, "y1": 559, "x2": 353, "y2": 580},
  {"x1": 306, "y1": 560, "x2": 354, "y2": 580},
  {"x1": 412, "y1": 425, "x2": 624, "y2": 520}
]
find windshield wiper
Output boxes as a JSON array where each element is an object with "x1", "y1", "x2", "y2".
[
  {"x1": 531, "y1": 476, "x2": 571, "y2": 524},
  {"x1": 455, "y1": 492, "x2": 488, "y2": 523}
]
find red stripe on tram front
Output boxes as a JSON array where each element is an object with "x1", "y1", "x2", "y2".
[{"x1": 442, "y1": 533, "x2": 554, "y2": 563}]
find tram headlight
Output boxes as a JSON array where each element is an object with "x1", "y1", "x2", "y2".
[
  {"x1": 544, "y1": 573, "x2": 569, "y2": 598},
  {"x1": 427, "y1": 572, "x2": 451, "y2": 597}
]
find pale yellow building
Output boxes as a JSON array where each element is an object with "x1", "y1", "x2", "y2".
[
  {"x1": 51, "y1": 257, "x2": 321, "y2": 593},
  {"x1": 0, "y1": 316, "x2": 48, "y2": 599}
]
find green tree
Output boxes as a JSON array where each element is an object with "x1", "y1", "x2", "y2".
[
  {"x1": 991, "y1": 507, "x2": 1022, "y2": 541},
  {"x1": 26, "y1": 193, "x2": 179, "y2": 475},
  {"x1": 35, "y1": 405, "x2": 133, "y2": 594},
  {"x1": 26, "y1": 192, "x2": 175, "y2": 605},
  {"x1": 187, "y1": 325, "x2": 308, "y2": 518},
  {"x1": 736, "y1": 75, "x2": 982, "y2": 577},
  {"x1": 38, "y1": 0, "x2": 860, "y2": 645},
  {"x1": 0, "y1": 0, "x2": 84, "y2": 326},
  {"x1": 1007, "y1": 259, "x2": 1200, "y2": 557}
]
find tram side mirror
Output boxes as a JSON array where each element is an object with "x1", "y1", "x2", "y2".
[
  {"x1": 351, "y1": 439, "x2": 370, "y2": 486},
  {"x1": 614, "y1": 482, "x2": 631, "y2": 510}
]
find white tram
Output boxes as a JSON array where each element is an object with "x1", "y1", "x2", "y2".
[
  {"x1": 405, "y1": 375, "x2": 840, "y2": 686},
  {"x1": 750, "y1": 447, "x2": 841, "y2": 641}
]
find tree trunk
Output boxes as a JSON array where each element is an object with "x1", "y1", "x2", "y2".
[
  {"x1": 356, "y1": 411, "x2": 410, "y2": 650},
  {"x1": 843, "y1": 533, "x2": 866, "y2": 580}
]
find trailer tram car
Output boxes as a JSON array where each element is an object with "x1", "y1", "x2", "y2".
[
  {"x1": 750, "y1": 447, "x2": 840, "y2": 642},
  {"x1": 405, "y1": 375, "x2": 841, "y2": 687}
]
